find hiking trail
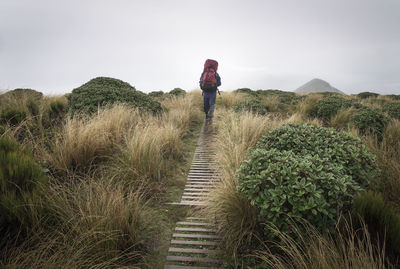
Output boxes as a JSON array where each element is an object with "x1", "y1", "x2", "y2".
[{"x1": 164, "y1": 121, "x2": 224, "y2": 269}]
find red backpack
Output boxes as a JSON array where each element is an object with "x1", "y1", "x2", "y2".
[{"x1": 200, "y1": 59, "x2": 218, "y2": 91}]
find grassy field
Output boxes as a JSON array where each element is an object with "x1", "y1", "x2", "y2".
[{"x1": 1, "y1": 86, "x2": 400, "y2": 268}]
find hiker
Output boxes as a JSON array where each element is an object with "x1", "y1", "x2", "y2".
[{"x1": 199, "y1": 59, "x2": 221, "y2": 120}]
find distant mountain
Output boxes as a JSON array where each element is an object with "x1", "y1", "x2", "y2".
[{"x1": 295, "y1": 78, "x2": 345, "y2": 94}]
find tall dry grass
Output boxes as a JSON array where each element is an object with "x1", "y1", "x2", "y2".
[
  {"x1": 216, "y1": 91, "x2": 247, "y2": 109},
  {"x1": 363, "y1": 120, "x2": 400, "y2": 208},
  {"x1": 1, "y1": 176, "x2": 156, "y2": 268},
  {"x1": 256, "y1": 220, "x2": 390, "y2": 269},
  {"x1": 48, "y1": 104, "x2": 141, "y2": 174}
]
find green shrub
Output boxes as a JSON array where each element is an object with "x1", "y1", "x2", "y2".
[
  {"x1": 353, "y1": 191, "x2": 400, "y2": 254},
  {"x1": 0, "y1": 109, "x2": 27, "y2": 125},
  {"x1": 169, "y1": 88, "x2": 186, "y2": 96},
  {"x1": 48, "y1": 100, "x2": 66, "y2": 120},
  {"x1": 234, "y1": 88, "x2": 257, "y2": 96},
  {"x1": 351, "y1": 107, "x2": 391, "y2": 139},
  {"x1": 67, "y1": 77, "x2": 162, "y2": 114},
  {"x1": 148, "y1": 91, "x2": 164, "y2": 98},
  {"x1": 5, "y1": 88, "x2": 43, "y2": 100},
  {"x1": 256, "y1": 123, "x2": 378, "y2": 187},
  {"x1": 383, "y1": 102, "x2": 400, "y2": 119},
  {"x1": 233, "y1": 99, "x2": 267, "y2": 115},
  {"x1": 27, "y1": 100, "x2": 39, "y2": 117},
  {"x1": 307, "y1": 96, "x2": 352, "y2": 122},
  {"x1": 385, "y1": 94, "x2": 400, "y2": 101},
  {"x1": 358, "y1": 92, "x2": 379, "y2": 99},
  {"x1": 237, "y1": 148, "x2": 362, "y2": 236},
  {"x1": 0, "y1": 137, "x2": 46, "y2": 232}
]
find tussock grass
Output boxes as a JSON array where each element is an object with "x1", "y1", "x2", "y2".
[
  {"x1": 213, "y1": 110, "x2": 272, "y2": 178},
  {"x1": 48, "y1": 104, "x2": 140, "y2": 174},
  {"x1": 363, "y1": 120, "x2": 400, "y2": 208},
  {"x1": 256, "y1": 220, "x2": 390, "y2": 269},
  {"x1": 297, "y1": 93, "x2": 323, "y2": 117},
  {"x1": 216, "y1": 91, "x2": 247, "y2": 109},
  {"x1": 1, "y1": 176, "x2": 155, "y2": 268},
  {"x1": 330, "y1": 107, "x2": 358, "y2": 130}
]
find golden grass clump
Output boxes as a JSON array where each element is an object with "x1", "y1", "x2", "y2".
[
  {"x1": 216, "y1": 91, "x2": 247, "y2": 109},
  {"x1": 256, "y1": 220, "x2": 390, "y2": 269},
  {"x1": 1, "y1": 176, "x2": 155, "y2": 269},
  {"x1": 213, "y1": 110, "x2": 272, "y2": 178},
  {"x1": 363, "y1": 120, "x2": 400, "y2": 208},
  {"x1": 330, "y1": 107, "x2": 358, "y2": 130},
  {"x1": 48, "y1": 104, "x2": 140, "y2": 174}
]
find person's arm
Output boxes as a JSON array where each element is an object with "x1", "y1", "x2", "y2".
[{"x1": 216, "y1": 72, "x2": 221, "y2": 86}]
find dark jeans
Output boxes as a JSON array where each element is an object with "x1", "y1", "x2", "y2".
[{"x1": 203, "y1": 91, "x2": 217, "y2": 118}]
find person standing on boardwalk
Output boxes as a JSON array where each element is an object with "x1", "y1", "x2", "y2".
[{"x1": 199, "y1": 59, "x2": 221, "y2": 120}]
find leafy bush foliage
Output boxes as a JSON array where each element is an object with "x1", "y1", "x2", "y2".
[
  {"x1": 4, "y1": 88, "x2": 43, "y2": 100},
  {"x1": 357, "y1": 92, "x2": 379, "y2": 99},
  {"x1": 353, "y1": 191, "x2": 400, "y2": 255},
  {"x1": 237, "y1": 148, "x2": 361, "y2": 235},
  {"x1": 383, "y1": 102, "x2": 400, "y2": 119},
  {"x1": 67, "y1": 77, "x2": 162, "y2": 114},
  {"x1": 385, "y1": 94, "x2": 400, "y2": 101},
  {"x1": 351, "y1": 107, "x2": 391, "y2": 139},
  {"x1": 307, "y1": 96, "x2": 352, "y2": 122},
  {"x1": 48, "y1": 100, "x2": 66, "y2": 120},
  {"x1": 148, "y1": 91, "x2": 164, "y2": 98},
  {"x1": 234, "y1": 88, "x2": 256, "y2": 96},
  {"x1": 169, "y1": 88, "x2": 186, "y2": 96},
  {"x1": 256, "y1": 123, "x2": 378, "y2": 187},
  {"x1": 0, "y1": 137, "x2": 46, "y2": 231},
  {"x1": 0, "y1": 109, "x2": 27, "y2": 125},
  {"x1": 233, "y1": 99, "x2": 267, "y2": 115},
  {"x1": 27, "y1": 100, "x2": 39, "y2": 117}
]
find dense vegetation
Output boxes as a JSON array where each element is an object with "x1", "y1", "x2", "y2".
[
  {"x1": 1, "y1": 83, "x2": 400, "y2": 268},
  {"x1": 205, "y1": 88, "x2": 400, "y2": 268},
  {"x1": 0, "y1": 81, "x2": 203, "y2": 268},
  {"x1": 67, "y1": 77, "x2": 162, "y2": 114}
]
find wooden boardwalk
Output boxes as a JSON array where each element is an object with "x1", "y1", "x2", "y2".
[{"x1": 165, "y1": 122, "x2": 224, "y2": 269}]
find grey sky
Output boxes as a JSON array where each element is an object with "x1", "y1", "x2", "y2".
[{"x1": 1, "y1": 0, "x2": 399, "y2": 95}]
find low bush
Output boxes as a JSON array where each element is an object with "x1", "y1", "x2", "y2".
[
  {"x1": 237, "y1": 148, "x2": 362, "y2": 236},
  {"x1": 27, "y1": 100, "x2": 39, "y2": 117},
  {"x1": 169, "y1": 88, "x2": 186, "y2": 96},
  {"x1": 0, "y1": 137, "x2": 46, "y2": 233},
  {"x1": 48, "y1": 100, "x2": 66, "y2": 120},
  {"x1": 0, "y1": 109, "x2": 26, "y2": 125},
  {"x1": 256, "y1": 123, "x2": 378, "y2": 187},
  {"x1": 351, "y1": 107, "x2": 391, "y2": 139},
  {"x1": 234, "y1": 88, "x2": 256, "y2": 96},
  {"x1": 67, "y1": 77, "x2": 162, "y2": 114},
  {"x1": 148, "y1": 91, "x2": 164, "y2": 98},
  {"x1": 233, "y1": 99, "x2": 267, "y2": 115},
  {"x1": 383, "y1": 102, "x2": 400, "y2": 119},
  {"x1": 307, "y1": 96, "x2": 352, "y2": 122},
  {"x1": 353, "y1": 191, "x2": 400, "y2": 255},
  {"x1": 358, "y1": 92, "x2": 380, "y2": 99}
]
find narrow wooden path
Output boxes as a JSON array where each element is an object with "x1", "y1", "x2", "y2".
[{"x1": 165, "y1": 122, "x2": 224, "y2": 269}]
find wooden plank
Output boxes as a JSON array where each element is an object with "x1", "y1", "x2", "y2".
[
  {"x1": 164, "y1": 265, "x2": 212, "y2": 269},
  {"x1": 182, "y1": 192, "x2": 207, "y2": 196},
  {"x1": 173, "y1": 233, "x2": 221, "y2": 239},
  {"x1": 169, "y1": 247, "x2": 221, "y2": 254},
  {"x1": 168, "y1": 202, "x2": 205, "y2": 206},
  {"x1": 176, "y1": 221, "x2": 212, "y2": 226},
  {"x1": 167, "y1": 256, "x2": 223, "y2": 263},
  {"x1": 186, "y1": 217, "x2": 207, "y2": 220},
  {"x1": 170, "y1": 240, "x2": 218, "y2": 246},
  {"x1": 185, "y1": 184, "x2": 213, "y2": 187},
  {"x1": 175, "y1": 227, "x2": 216, "y2": 232}
]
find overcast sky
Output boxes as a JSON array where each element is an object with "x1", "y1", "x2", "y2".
[{"x1": 1, "y1": 0, "x2": 399, "y2": 95}]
